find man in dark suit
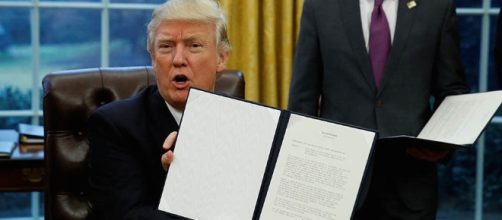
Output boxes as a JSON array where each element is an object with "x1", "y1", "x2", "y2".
[
  {"x1": 87, "y1": 0, "x2": 230, "y2": 218},
  {"x1": 288, "y1": 0, "x2": 469, "y2": 219}
]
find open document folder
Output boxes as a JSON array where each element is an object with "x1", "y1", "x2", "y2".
[
  {"x1": 158, "y1": 88, "x2": 376, "y2": 220},
  {"x1": 379, "y1": 90, "x2": 502, "y2": 149}
]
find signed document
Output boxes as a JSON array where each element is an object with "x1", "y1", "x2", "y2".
[
  {"x1": 379, "y1": 90, "x2": 502, "y2": 148},
  {"x1": 259, "y1": 114, "x2": 375, "y2": 220},
  {"x1": 158, "y1": 88, "x2": 376, "y2": 220}
]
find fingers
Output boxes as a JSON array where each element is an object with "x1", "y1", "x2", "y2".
[
  {"x1": 163, "y1": 131, "x2": 178, "y2": 150},
  {"x1": 406, "y1": 147, "x2": 452, "y2": 163},
  {"x1": 161, "y1": 150, "x2": 174, "y2": 171},
  {"x1": 161, "y1": 131, "x2": 178, "y2": 171}
]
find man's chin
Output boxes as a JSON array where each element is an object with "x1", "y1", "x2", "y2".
[
  {"x1": 171, "y1": 91, "x2": 189, "y2": 107},
  {"x1": 166, "y1": 99, "x2": 186, "y2": 111},
  {"x1": 159, "y1": 89, "x2": 187, "y2": 108}
]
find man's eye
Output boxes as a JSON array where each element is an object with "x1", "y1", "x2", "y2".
[
  {"x1": 160, "y1": 44, "x2": 172, "y2": 49},
  {"x1": 191, "y1": 43, "x2": 203, "y2": 48}
]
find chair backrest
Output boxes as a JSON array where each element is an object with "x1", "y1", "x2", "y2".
[{"x1": 42, "y1": 66, "x2": 244, "y2": 219}]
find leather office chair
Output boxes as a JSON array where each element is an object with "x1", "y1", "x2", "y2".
[{"x1": 42, "y1": 66, "x2": 244, "y2": 220}]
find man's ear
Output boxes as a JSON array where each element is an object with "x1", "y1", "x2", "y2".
[
  {"x1": 216, "y1": 51, "x2": 229, "y2": 72},
  {"x1": 150, "y1": 52, "x2": 156, "y2": 68}
]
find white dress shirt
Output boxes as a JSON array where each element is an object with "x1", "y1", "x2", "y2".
[
  {"x1": 360, "y1": 0, "x2": 398, "y2": 51},
  {"x1": 165, "y1": 101, "x2": 183, "y2": 125}
]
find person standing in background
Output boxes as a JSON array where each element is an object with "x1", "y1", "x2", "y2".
[{"x1": 288, "y1": 0, "x2": 469, "y2": 219}]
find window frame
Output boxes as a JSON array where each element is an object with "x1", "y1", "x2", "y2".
[
  {"x1": 0, "y1": 1, "x2": 158, "y2": 219},
  {"x1": 0, "y1": 1, "x2": 500, "y2": 220}
]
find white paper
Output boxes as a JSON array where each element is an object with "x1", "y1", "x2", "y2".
[
  {"x1": 418, "y1": 91, "x2": 502, "y2": 145},
  {"x1": 158, "y1": 89, "x2": 281, "y2": 220},
  {"x1": 260, "y1": 114, "x2": 375, "y2": 220},
  {"x1": 0, "y1": 141, "x2": 15, "y2": 156}
]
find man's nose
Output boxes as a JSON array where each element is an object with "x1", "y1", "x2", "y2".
[{"x1": 172, "y1": 46, "x2": 187, "y2": 67}]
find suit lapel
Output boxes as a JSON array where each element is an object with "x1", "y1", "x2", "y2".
[
  {"x1": 340, "y1": 0, "x2": 376, "y2": 92},
  {"x1": 378, "y1": 0, "x2": 417, "y2": 94},
  {"x1": 147, "y1": 88, "x2": 179, "y2": 156}
]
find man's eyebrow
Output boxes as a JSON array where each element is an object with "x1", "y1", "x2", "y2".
[{"x1": 183, "y1": 34, "x2": 211, "y2": 42}]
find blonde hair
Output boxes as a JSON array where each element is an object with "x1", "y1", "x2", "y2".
[{"x1": 147, "y1": 0, "x2": 231, "y2": 53}]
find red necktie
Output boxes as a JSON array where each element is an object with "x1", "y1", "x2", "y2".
[{"x1": 369, "y1": 0, "x2": 391, "y2": 89}]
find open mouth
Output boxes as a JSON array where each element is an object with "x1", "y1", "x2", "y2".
[
  {"x1": 174, "y1": 75, "x2": 188, "y2": 83},
  {"x1": 172, "y1": 74, "x2": 190, "y2": 89}
]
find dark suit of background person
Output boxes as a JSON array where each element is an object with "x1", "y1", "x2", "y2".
[
  {"x1": 495, "y1": 7, "x2": 502, "y2": 87},
  {"x1": 288, "y1": 0, "x2": 469, "y2": 219}
]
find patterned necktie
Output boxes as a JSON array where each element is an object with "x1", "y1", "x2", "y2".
[{"x1": 369, "y1": 0, "x2": 391, "y2": 89}]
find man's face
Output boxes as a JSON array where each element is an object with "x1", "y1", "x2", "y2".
[{"x1": 151, "y1": 20, "x2": 228, "y2": 110}]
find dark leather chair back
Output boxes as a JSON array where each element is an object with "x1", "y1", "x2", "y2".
[{"x1": 42, "y1": 66, "x2": 244, "y2": 219}]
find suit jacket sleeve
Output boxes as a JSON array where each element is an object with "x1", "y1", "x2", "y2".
[
  {"x1": 288, "y1": 0, "x2": 323, "y2": 116},
  {"x1": 432, "y1": 0, "x2": 469, "y2": 104},
  {"x1": 88, "y1": 110, "x2": 182, "y2": 220}
]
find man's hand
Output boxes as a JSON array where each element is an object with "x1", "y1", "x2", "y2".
[
  {"x1": 406, "y1": 147, "x2": 452, "y2": 163},
  {"x1": 161, "y1": 131, "x2": 177, "y2": 171}
]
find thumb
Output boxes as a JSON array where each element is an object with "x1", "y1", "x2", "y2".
[{"x1": 163, "y1": 131, "x2": 178, "y2": 151}]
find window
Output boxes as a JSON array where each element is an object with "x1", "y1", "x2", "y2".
[
  {"x1": 436, "y1": 1, "x2": 502, "y2": 220},
  {"x1": 0, "y1": 1, "x2": 501, "y2": 219},
  {"x1": 0, "y1": 0, "x2": 159, "y2": 219}
]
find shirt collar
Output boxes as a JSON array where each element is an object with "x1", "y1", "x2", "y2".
[{"x1": 165, "y1": 101, "x2": 183, "y2": 125}]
